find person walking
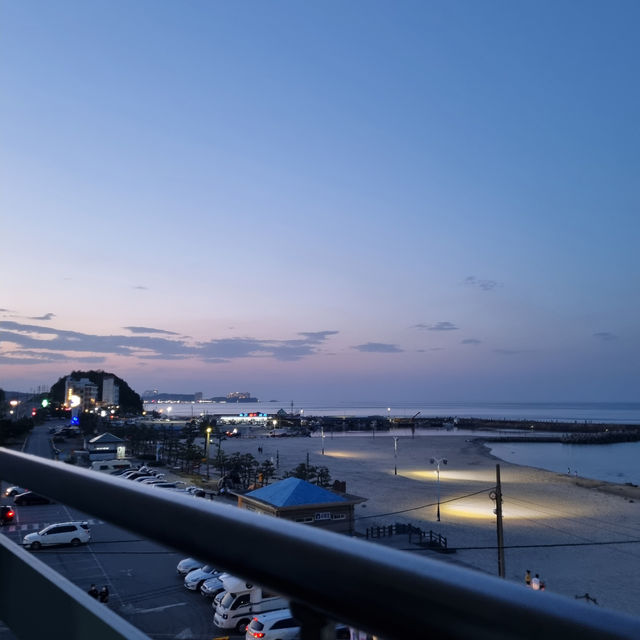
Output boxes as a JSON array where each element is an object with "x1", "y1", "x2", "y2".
[
  {"x1": 99, "y1": 585, "x2": 109, "y2": 603},
  {"x1": 88, "y1": 584, "x2": 99, "y2": 599},
  {"x1": 524, "y1": 570, "x2": 531, "y2": 587}
]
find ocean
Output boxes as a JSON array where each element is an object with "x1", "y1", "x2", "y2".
[
  {"x1": 143, "y1": 400, "x2": 640, "y2": 487},
  {"x1": 144, "y1": 400, "x2": 640, "y2": 424}
]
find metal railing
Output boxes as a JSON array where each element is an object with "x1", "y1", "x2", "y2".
[{"x1": 2, "y1": 448, "x2": 640, "y2": 640}]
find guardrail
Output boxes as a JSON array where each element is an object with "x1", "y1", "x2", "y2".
[{"x1": 2, "y1": 448, "x2": 640, "y2": 640}]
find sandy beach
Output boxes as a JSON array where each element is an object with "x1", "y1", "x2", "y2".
[{"x1": 216, "y1": 432, "x2": 640, "y2": 618}]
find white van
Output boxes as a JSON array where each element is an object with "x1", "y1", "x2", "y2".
[
  {"x1": 90, "y1": 459, "x2": 132, "y2": 473},
  {"x1": 213, "y1": 575, "x2": 288, "y2": 633}
]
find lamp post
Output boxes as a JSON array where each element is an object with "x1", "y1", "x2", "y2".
[
  {"x1": 321, "y1": 426, "x2": 325, "y2": 455},
  {"x1": 393, "y1": 436, "x2": 399, "y2": 476},
  {"x1": 430, "y1": 457, "x2": 447, "y2": 522},
  {"x1": 205, "y1": 426, "x2": 212, "y2": 480}
]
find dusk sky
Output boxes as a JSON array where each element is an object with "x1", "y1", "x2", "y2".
[{"x1": 1, "y1": 1, "x2": 638, "y2": 402}]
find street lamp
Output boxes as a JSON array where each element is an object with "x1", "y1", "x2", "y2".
[
  {"x1": 393, "y1": 436, "x2": 399, "y2": 476},
  {"x1": 321, "y1": 426, "x2": 325, "y2": 455},
  {"x1": 430, "y1": 457, "x2": 448, "y2": 522},
  {"x1": 205, "y1": 426, "x2": 212, "y2": 480}
]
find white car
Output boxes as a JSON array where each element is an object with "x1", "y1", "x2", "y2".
[
  {"x1": 245, "y1": 609, "x2": 300, "y2": 640},
  {"x1": 177, "y1": 557, "x2": 204, "y2": 575},
  {"x1": 184, "y1": 565, "x2": 220, "y2": 591},
  {"x1": 23, "y1": 521, "x2": 90, "y2": 550}
]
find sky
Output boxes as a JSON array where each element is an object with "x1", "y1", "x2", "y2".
[{"x1": 1, "y1": 1, "x2": 639, "y2": 403}]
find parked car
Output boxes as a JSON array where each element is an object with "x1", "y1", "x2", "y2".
[
  {"x1": 177, "y1": 557, "x2": 204, "y2": 576},
  {"x1": 200, "y1": 574, "x2": 226, "y2": 598},
  {"x1": 245, "y1": 609, "x2": 300, "y2": 640},
  {"x1": 0, "y1": 505, "x2": 16, "y2": 525},
  {"x1": 4, "y1": 486, "x2": 25, "y2": 497},
  {"x1": 245, "y1": 611, "x2": 349, "y2": 640},
  {"x1": 23, "y1": 521, "x2": 90, "y2": 549},
  {"x1": 14, "y1": 491, "x2": 52, "y2": 506},
  {"x1": 184, "y1": 565, "x2": 220, "y2": 591}
]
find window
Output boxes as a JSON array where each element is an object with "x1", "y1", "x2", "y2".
[
  {"x1": 271, "y1": 618, "x2": 297, "y2": 629},
  {"x1": 332, "y1": 513, "x2": 346, "y2": 520},
  {"x1": 231, "y1": 593, "x2": 251, "y2": 610}
]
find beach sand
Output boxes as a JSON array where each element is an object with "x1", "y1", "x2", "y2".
[{"x1": 216, "y1": 432, "x2": 640, "y2": 617}]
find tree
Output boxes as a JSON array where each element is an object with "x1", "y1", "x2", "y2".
[{"x1": 284, "y1": 462, "x2": 332, "y2": 487}]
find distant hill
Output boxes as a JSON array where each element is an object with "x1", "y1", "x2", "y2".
[{"x1": 50, "y1": 370, "x2": 143, "y2": 414}]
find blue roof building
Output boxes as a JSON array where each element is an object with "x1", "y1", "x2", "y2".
[{"x1": 237, "y1": 477, "x2": 365, "y2": 535}]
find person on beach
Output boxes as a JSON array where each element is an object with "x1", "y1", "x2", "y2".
[
  {"x1": 525, "y1": 570, "x2": 531, "y2": 587},
  {"x1": 531, "y1": 574, "x2": 541, "y2": 590},
  {"x1": 88, "y1": 584, "x2": 99, "y2": 599},
  {"x1": 99, "y1": 585, "x2": 109, "y2": 603}
]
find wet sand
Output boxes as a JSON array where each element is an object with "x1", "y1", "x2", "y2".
[{"x1": 216, "y1": 432, "x2": 640, "y2": 617}]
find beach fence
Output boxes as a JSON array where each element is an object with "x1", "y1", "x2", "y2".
[{"x1": 365, "y1": 522, "x2": 451, "y2": 553}]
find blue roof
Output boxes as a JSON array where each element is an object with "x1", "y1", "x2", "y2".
[{"x1": 246, "y1": 477, "x2": 346, "y2": 507}]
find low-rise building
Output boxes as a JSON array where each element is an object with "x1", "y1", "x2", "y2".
[{"x1": 236, "y1": 477, "x2": 365, "y2": 535}]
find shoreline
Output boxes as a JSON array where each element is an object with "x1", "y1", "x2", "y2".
[
  {"x1": 213, "y1": 433, "x2": 640, "y2": 617},
  {"x1": 476, "y1": 437, "x2": 640, "y2": 501}
]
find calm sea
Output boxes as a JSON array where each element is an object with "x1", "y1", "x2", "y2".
[
  {"x1": 144, "y1": 400, "x2": 640, "y2": 486},
  {"x1": 144, "y1": 400, "x2": 640, "y2": 424}
]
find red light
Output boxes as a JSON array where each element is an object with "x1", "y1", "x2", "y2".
[
  {"x1": 7, "y1": 511, "x2": 14, "y2": 518},
  {"x1": 250, "y1": 634, "x2": 264, "y2": 639}
]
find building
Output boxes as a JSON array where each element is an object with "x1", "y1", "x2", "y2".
[
  {"x1": 101, "y1": 377, "x2": 120, "y2": 406},
  {"x1": 87, "y1": 432, "x2": 126, "y2": 461},
  {"x1": 64, "y1": 377, "x2": 99, "y2": 412},
  {"x1": 236, "y1": 477, "x2": 366, "y2": 535}
]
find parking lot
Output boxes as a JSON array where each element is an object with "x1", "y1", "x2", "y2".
[{"x1": 0, "y1": 424, "x2": 242, "y2": 640}]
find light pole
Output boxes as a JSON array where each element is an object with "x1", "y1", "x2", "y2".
[
  {"x1": 321, "y1": 426, "x2": 325, "y2": 455},
  {"x1": 393, "y1": 436, "x2": 399, "y2": 475},
  {"x1": 430, "y1": 457, "x2": 447, "y2": 522},
  {"x1": 205, "y1": 426, "x2": 212, "y2": 480}
]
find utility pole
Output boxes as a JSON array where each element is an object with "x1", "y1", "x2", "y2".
[{"x1": 493, "y1": 464, "x2": 505, "y2": 578}]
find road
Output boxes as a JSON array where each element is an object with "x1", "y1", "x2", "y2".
[{"x1": 0, "y1": 422, "x2": 237, "y2": 640}]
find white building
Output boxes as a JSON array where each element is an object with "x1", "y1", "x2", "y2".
[
  {"x1": 102, "y1": 377, "x2": 120, "y2": 406},
  {"x1": 64, "y1": 377, "x2": 99, "y2": 412}
]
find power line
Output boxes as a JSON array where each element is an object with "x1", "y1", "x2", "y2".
[{"x1": 355, "y1": 485, "x2": 495, "y2": 520}]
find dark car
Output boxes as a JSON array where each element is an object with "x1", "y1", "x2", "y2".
[
  {"x1": 0, "y1": 505, "x2": 15, "y2": 525},
  {"x1": 13, "y1": 492, "x2": 52, "y2": 506},
  {"x1": 4, "y1": 486, "x2": 25, "y2": 497}
]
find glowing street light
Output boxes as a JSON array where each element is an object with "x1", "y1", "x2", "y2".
[
  {"x1": 430, "y1": 457, "x2": 448, "y2": 522},
  {"x1": 321, "y1": 426, "x2": 325, "y2": 455}
]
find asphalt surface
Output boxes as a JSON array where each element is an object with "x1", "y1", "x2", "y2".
[{"x1": 0, "y1": 422, "x2": 240, "y2": 640}]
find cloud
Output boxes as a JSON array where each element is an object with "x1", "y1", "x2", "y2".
[
  {"x1": 28, "y1": 313, "x2": 56, "y2": 321},
  {"x1": 298, "y1": 331, "x2": 339, "y2": 343},
  {"x1": 352, "y1": 342, "x2": 403, "y2": 353},
  {"x1": 464, "y1": 276, "x2": 498, "y2": 291},
  {"x1": 593, "y1": 332, "x2": 618, "y2": 342},
  {"x1": 133, "y1": 285, "x2": 148, "y2": 290},
  {"x1": 0, "y1": 320, "x2": 340, "y2": 366},
  {"x1": 124, "y1": 326, "x2": 179, "y2": 335},
  {"x1": 413, "y1": 322, "x2": 459, "y2": 331},
  {"x1": 461, "y1": 339, "x2": 482, "y2": 345}
]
